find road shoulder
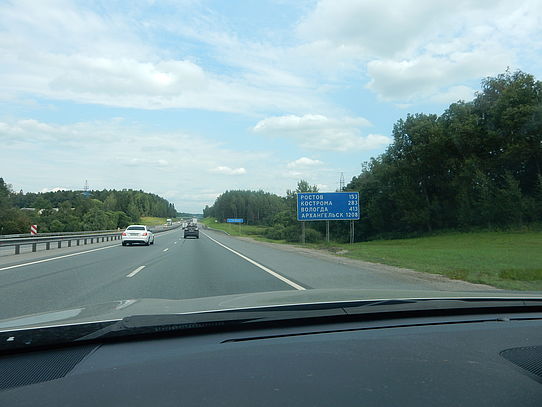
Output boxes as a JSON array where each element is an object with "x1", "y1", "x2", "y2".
[{"x1": 231, "y1": 235, "x2": 498, "y2": 291}]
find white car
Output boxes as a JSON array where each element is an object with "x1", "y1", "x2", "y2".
[{"x1": 121, "y1": 225, "x2": 155, "y2": 246}]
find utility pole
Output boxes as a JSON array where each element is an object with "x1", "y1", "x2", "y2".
[{"x1": 339, "y1": 172, "x2": 345, "y2": 192}]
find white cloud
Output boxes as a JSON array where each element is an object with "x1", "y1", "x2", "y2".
[
  {"x1": 0, "y1": 118, "x2": 266, "y2": 211},
  {"x1": 366, "y1": 49, "x2": 510, "y2": 102},
  {"x1": 253, "y1": 114, "x2": 390, "y2": 152},
  {"x1": 287, "y1": 157, "x2": 323, "y2": 168},
  {"x1": 430, "y1": 85, "x2": 476, "y2": 105},
  {"x1": 295, "y1": 0, "x2": 542, "y2": 103},
  {"x1": 316, "y1": 184, "x2": 329, "y2": 191},
  {"x1": 123, "y1": 158, "x2": 169, "y2": 168},
  {"x1": 209, "y1": 166, "x2": 247, "y2": 175},
  {"x1": 297, "y1": 0, "x2": 451, "y2": 58},
  {"x1": 0, "y1": 1, "x2": 328, "y2": 114},
  {"x1": 0, "y1": 114, "x2": 380, "y2": 212},
  {"x1": 254, "y1": 114, "x2": 370, "y2": 132}
]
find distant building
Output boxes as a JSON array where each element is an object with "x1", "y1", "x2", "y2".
[{"x1": 20, "y1": 207, "x2": 64, "y2": 214}]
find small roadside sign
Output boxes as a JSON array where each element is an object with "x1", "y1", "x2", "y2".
[
  {"x1": 30, "y1": 224, "x2": 38, "y2": 235},
  {"x1": 226, "y1": 218, "x2": 244, "y2": 223}
]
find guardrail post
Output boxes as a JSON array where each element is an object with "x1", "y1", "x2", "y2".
[
  {"x1": 32, "y1": 243, "x2": 37, "y2": 252},
  {"x1": 91, "y1": 238, "x2": 94, "y2": 244},
  {"x1": 15, "y1": 245, "x2": 20, "y2": 255},
  {"x1": 58, "y1": 241, "x2": 62, "y2": 248},
  {"x1": 77, "y1": 239, "x2": 80, "y2": 246},
  {"x1": 84, "y1": 238, "x2": 87, "y2": 245},
  {"x1": 68, "y1": 240, "x2": 72, "y2": 247},
  {"x1": 46, "y1": 242, "x2": 50, "y2": 250}
]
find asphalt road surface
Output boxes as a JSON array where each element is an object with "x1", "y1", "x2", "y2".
[{"x1": 0, "y1": 227, "x2": 497, "y2": 321}]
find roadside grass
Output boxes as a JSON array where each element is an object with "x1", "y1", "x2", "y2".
[
  {"x1": 323, "y1": 232, "x2": 542, "y2": 291},
  {"x1": 140, "y1": 216, "x2": 168, "y2": 226},
  {"x1": 201, "y1": 218, "x2": 267, "y2": 237}
]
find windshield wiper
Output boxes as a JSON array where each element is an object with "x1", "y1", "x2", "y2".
[
  {"x1": 75, "y1": 305, "x2": 350, "y2": 341},
  {"x1": 75, "y1": 297, "x2": 542, "y2": 342}
]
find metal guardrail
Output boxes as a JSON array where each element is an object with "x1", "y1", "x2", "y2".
[
  {"x1": 0, "y1": 229, "x2": 121, "y2": 239},
  {"x1": 0, "y1": 224, "x2": 181, "y2": 255},
  {"x1": 0, "y1": 232, "x2": 122, "y2": 255}
]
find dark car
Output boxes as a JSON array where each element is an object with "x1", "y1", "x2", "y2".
[{"x1": 184, "y1": 225, "x2": 199, "y2": 239}]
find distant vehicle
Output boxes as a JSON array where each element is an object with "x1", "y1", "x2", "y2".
[
  {"x1": 192, "y1": 218, "x2": 198, "y2": 225},
  {"x1": 184, "y1": 225, "x2": 199, "y2": 239},
  {"x1": 122, "y1": 225, "x2": 155, "y2": 246},
  {"x1": 166, "y1": 218, "x2": 172, "y2": 226}
]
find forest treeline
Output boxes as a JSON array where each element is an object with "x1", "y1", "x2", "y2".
[{"x1": 0, "y1": 182, "x2": 177, "y2": 234}]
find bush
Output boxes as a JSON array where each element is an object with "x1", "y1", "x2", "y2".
[
  {"x1": 264, "y1": 224, "x2": 285, "y2": 240},
  {"x1": 49, "y1": 219, "x2": 65, "y2": 232},
  {"x1": 305, "y1": 228, "x2": 323, "y2": 243},
  {"x1": 283, "y1": 225, "x2": 301, "y2": 242}
]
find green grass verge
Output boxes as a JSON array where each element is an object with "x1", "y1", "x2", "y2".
[
  {"x1": 201, "y1": 218, "x2": 267, "y2": 237},
  {"x1": 329, "y1": 231, "x2": 542, "y2": 291},
  {"x1": 140, "y1": 216, "x2": 170, "y2": 226}
]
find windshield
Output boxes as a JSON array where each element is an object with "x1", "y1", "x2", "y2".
[{"x1": 0, "y1": 1, "x2": 541, "y2": 333}]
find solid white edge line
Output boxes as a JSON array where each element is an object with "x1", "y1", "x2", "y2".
[
  {"x1": 202, "y1": 232, "x2": 306, "y2": 291},
  {"x1": 0, "y1": 244, "x2": 122, "y2": 272},
  {"x1": 126, "y1": 265, "x2": 146, "y2": 278}
]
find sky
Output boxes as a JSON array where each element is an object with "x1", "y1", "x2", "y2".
[{"x1": 1, "y1": 0, "x2": 542, "y2": 213}]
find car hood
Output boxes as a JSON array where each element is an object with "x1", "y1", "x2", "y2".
[{"x1": 1, "y1": 288, "x2": 541, "y2": 332}]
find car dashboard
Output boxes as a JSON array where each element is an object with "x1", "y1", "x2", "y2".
[{"x1": 1, "y1": 310, "x2": 541, "y2": 406}]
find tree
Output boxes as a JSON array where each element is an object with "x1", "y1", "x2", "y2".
[
  {"x1": 346, "y1": 70, "x2": 542, "y2": 240},
  {"x1": 0, "y1": 178, "x2": 178, "y2": 233}
]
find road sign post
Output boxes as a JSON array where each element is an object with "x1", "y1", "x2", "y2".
[
  {"x1": 226, "y1": 218, "x2": 244, "y2": 234},
  {"x1": 296, "y1": 192, "x2": 359, "y2": 243}
]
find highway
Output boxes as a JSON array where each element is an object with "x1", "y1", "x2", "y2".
[{"x1": 0, "y1": 227, "x2": 497, "y2": 321}]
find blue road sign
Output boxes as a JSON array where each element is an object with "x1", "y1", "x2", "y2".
[
  {"x1": 297, "y1": 192, "x2": 360, "y2": 221},
  {"x1": 226, "y1": 218, "x2": 244, "y2": 223}
]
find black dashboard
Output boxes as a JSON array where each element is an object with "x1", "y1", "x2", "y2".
[{"x1": 1, "y1": 312, "x2": 542, "y2": 406}]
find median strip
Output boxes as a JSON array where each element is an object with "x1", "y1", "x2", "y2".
[
  {"x1": 126, "y1": 265, "x2": 146, "y2": 278},
  {"x1": 202, "y1": 232, "x2": 306, "y2": 291}
]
